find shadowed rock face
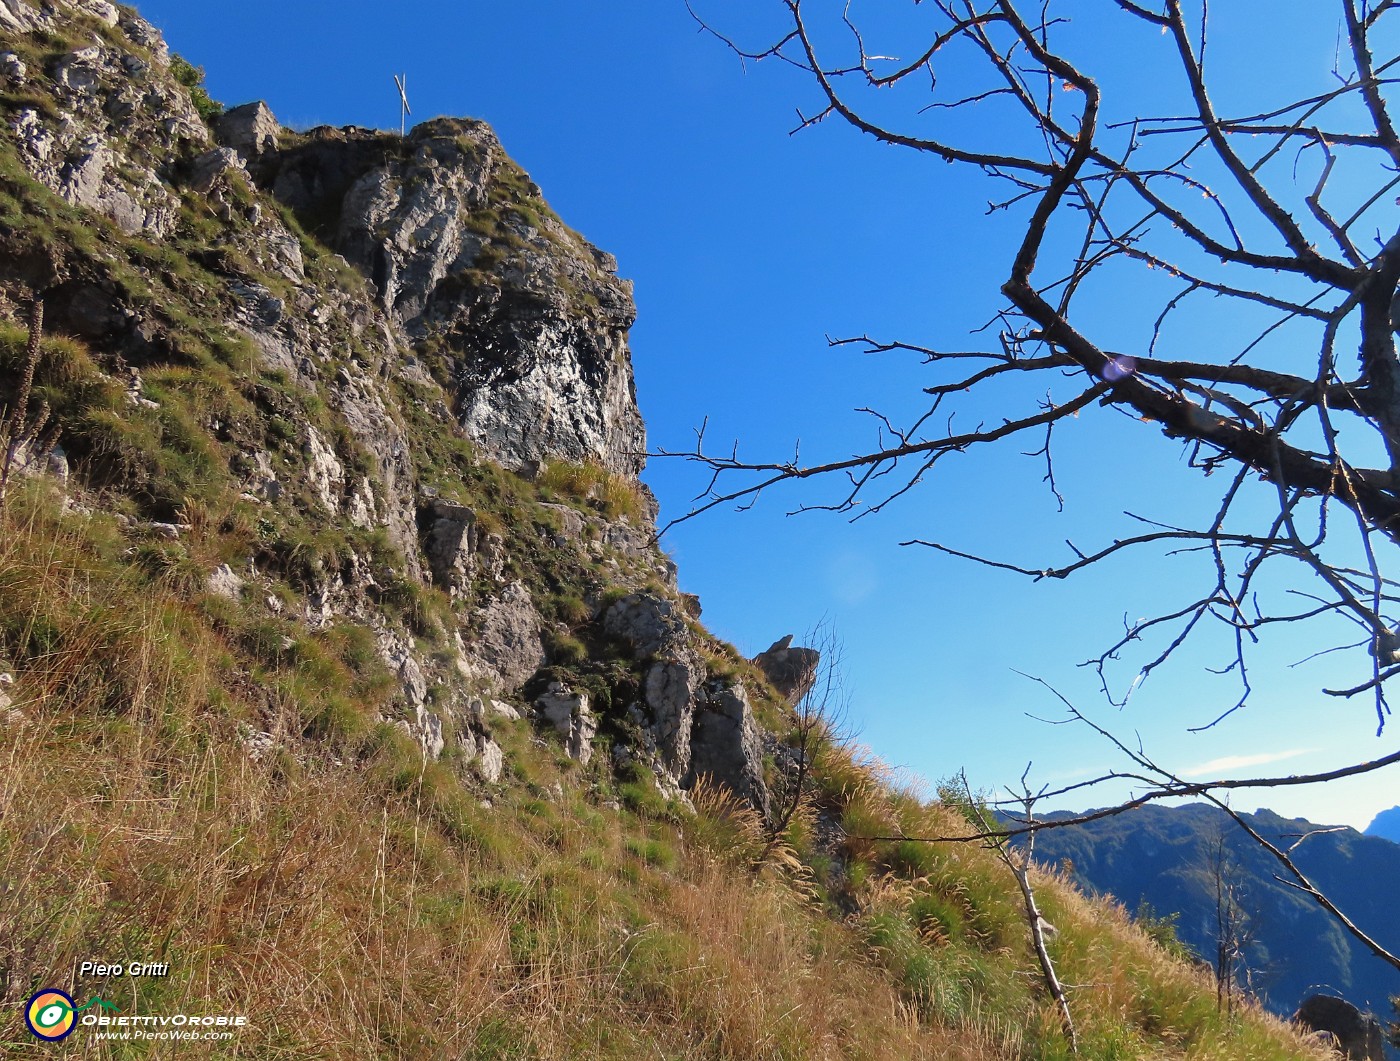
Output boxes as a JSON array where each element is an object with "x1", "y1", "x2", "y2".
[
  {"x1": 1293, "y1": 995, "x2": 1385, "y2": 1061},
  {"x1": 753, "y1": 635, "x2": 820, "y2": 705},
  {"x1": 602, "y1": 592, "x2": 771, "y2": 815},
  {"x1": 251, "y1": 118, "x2": 646, "y2": 479}
]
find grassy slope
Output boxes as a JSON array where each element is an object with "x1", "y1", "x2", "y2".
[
  {"x1": 0, "y1": 10, "x2": 1330, "y2": 1055},
  {"x1": 0, "y1": 487, "x2": 1328, "y2": 1060}
]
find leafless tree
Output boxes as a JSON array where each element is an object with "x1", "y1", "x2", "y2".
[
  {"x1": 952, "y1": 768, "x2": 1077, "y2": 1051},
  {"x1": 1207, "y1": 813, "x2": 1253, "y2": 1015},
  {"x1": 668, "y1": 0, "x2": 1400, "y2": 976},
  {"x1": 765, "y1": 622, "x2": 845, "y2": 847},
  {"x1": 0, "y1": 297, "x2": 55, "y2": 511},
  {"x1": 746, "y1": 624, "x2": 867, "y2": 902},
  {"x1": 669, "y1": 0, "x2": 1400, "y2": 734}
]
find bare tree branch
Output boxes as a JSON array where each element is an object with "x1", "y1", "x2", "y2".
[{"x1": 676, "y1": 0, "x2": 1400, "y2": 976}]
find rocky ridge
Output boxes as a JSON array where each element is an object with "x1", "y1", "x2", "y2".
[{"x1": 0, "y1": 0, "x2": 802, "y2": 814}]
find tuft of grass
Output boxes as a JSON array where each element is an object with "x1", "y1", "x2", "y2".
[{"x1": 536, "y1": 459, "x2": 644, "y2": 521}]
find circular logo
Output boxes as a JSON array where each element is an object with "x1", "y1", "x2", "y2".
[{"x1": 25, "y1": 989, "x2": 76, "y2": 1041}]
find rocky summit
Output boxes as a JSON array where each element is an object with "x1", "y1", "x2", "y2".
[{"x1": 0, "y1": 0, "x2": 780, "y2": 811}]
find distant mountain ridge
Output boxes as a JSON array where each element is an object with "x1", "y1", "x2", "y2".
[
  {"x1": 1365, "y1": 806, "x2": 1400, "y2": 844},
  {"x1": 1024, "y1": 804, "x2": 1400, "y2": 1026}
]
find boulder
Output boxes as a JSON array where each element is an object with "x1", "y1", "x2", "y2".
[
  {"x1": 476, "y1": 737, "x2": 504, "y2": 783},
  {"x1": 189, "y1": 146, "x2": 247, "y2": 194},
  {"x1": 753, "y1": 634, "x2": 820, "y2": 705},
  {"x1": 489, "y1": 699, "x2": 522, "y2": 722},
  {"x1": 536, "y1": 502, "x2": 585, "y2": 546},
  {"x1": 1293, "y1": 995, "x2": 1386, "y2": 1061},
  {"x1": 1, "y1": 52, "x2": 25, "y2": 84},
  {"x1": 398, "y1": 654, "x2": 429, "y2": 710},
  {"x1": 215, "y1": 101, "x2": 281, "y2": 161},
  {"x1": 206, "y1": 563, "x2": 245, "y2": 601},
  {"x1": 68, "y1": 0, "x2": 119, "y2": 26}
]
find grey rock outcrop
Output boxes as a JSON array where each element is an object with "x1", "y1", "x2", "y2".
[
  {"x1": 381, "y1": 637, "x2": 447, "y2": 761},
  {"x1": 0, "y1": 0, "x2": 40, "y2": 32},
  {"x1": 190, "y1": 146, "x2": 247, "y2": 195},
  {"x1": 535, "y1": 682, "x2": 597, "y2": 765},
  {"x1": 753, "y1": 635, "x2": 820, "y2": 705},
  {"x1": 0, "y1": 1, "x2": 778, "y2": 825},
  {"x1": 251, "y1": 118, "x2": 646, "y2": 478},
  {"x1": 604, "y1": 591, "x2": 688, "y2": 660},
  {"x1": 489, "y1": 699, "x2": 522, "y2": 722},
  {"x1": 603, "y1": 592, "x2": 771, "y2": 813},
  {"x1": 469, "y1": 734, "x2": 505, "y2": 783},
  {"x1": 215, "y1": 101, "x2": 281, "y2": 161},
  {"x1": 7, "y1": 4, "x2": 205, "y2": 239},
  {"x1": 471, "y1": 581, "x2": 545, "y2": 692},
  {"x1": 207, "y1": 564, "x2": 245, "y2": 601},
  {"x1": 1293, "y1": 995, "x2": 1385, "y2": 1060},
  {"x1": 690, "y1": 681, "x2": 769, "y2": 816},
  {"x1": 1, "y1": 52, "x2": 25, "y2": 84},
  {"x1": 424, "y1": 499, "x2": 477, "y2": 597}
]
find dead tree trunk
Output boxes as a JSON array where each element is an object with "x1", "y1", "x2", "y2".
[
  {"x1": 957, "y1": 769, "x2": 1077, "y2": 1053},
  {"x1": 0, "y1": 297, "x2": 50, "y2": 511}
]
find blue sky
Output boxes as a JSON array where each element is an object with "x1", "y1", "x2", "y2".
[{"x1": 131, "y1": 1, "x2": 1400, "y2": 830}]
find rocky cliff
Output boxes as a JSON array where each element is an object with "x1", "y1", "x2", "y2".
[{"x1": 0, "y1": 0, "x2": 788, "y2": 814}]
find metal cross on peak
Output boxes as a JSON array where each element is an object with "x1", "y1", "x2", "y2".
[{"x1": 393, "y1": 73, "x2": 411, "y2": 138}]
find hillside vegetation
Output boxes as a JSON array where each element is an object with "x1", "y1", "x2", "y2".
[
  {"x1": 0, "y1": 1, "x2": 1333, "y2": 1057},
  {"x1": 1029, "y1": 805, "x2": 1400, "y2": 1020},
  {"x1": 0, "y1": 482, "x2": 1329, "y2": 1059}
]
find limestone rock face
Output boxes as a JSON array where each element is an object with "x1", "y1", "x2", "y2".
[
  {"x1": 424, "y1": 499, "x2": 478, "y2": 597},
  {"x1": 603, "y1": 592, "x2": 688, "y2": 661},
  {"x1": 535, "y1": 682, "x2": 598, "y2": 766},
  {"x1": 6, "y1": 3, "x2": 206, "y2": 238},
  {"x1": 604, "y1": 593, "x2": 770, "y2": 813},
  {"x1": 472, "y1": 582, "x2": 545, "y2": 692},
  {"x1": 472, "y1": 736, "x2": 505, "y2": 783},
  {"x1": 252, "y1": 118, "x2": 646, "y2": 478},
  {"x1": 0, "y1": 0, "x2": 42, "y2": 32},
  {"x1": 0, "y1": 2, "x2": 776, "y2": 821},
  {"x1": 690, "y1": 682, "x2": 770, "y2": 817},
  {"x1": 640, "y1": 655, "x2": 704, "y2": 783}
]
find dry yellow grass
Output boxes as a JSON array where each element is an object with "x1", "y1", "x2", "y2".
[{"x1": 0, "y1": 487, "x2": 1332, "y2": 1059}]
